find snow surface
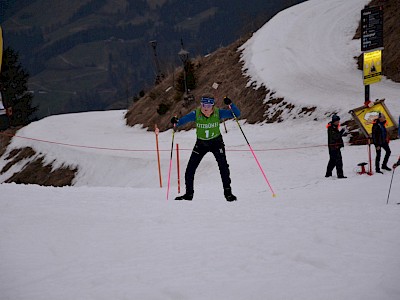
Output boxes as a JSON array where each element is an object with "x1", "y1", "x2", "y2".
[
  {"x1": 240, "y1": 0, "x2": 400, "y2": 117},
  {"x1": 1, "y1": 0, "x2": 400, "y2": 299}
]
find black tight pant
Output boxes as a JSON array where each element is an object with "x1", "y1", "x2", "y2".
[
  {"x1": 375, "y1": 143, "x2": 391, "y2": 170},
  {"x1": 185, "y1": 135, "x2": 231, "y2": 193},
  {"x1": 326, "y1": 148, "x2": 343, "y2": 177}
]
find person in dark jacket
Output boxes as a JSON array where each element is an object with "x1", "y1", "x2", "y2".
[
  {"x1": 171, "y1": 95, "x2": 240, "y2": 202},
  {"x1": 398, "y1": 115, "x2": 400, "y2": 139},
  {"x1": 371, "y1": 113, "x2": 391, "y2": 173},
  {"x1": 325, "y1": 114, "x2": 347, "y2": 178}
]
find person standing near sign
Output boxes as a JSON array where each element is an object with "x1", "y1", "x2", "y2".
[
  {"x1": 398, "y1": 116, "x2": 400, "y2": 139},
  {"x1": 326, "y1": 115, "x2": 347, "y2": 179},
  {"x1": 372, "y1": 113, "x2": 391, "y2": 173}
]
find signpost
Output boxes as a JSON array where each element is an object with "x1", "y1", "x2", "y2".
[
  {"x1": 361, "y1": 6, "x2": 383, "y2": 107},
  {"x1": 0, "y1": 26, "x2": 3, "y2": 73},
  {"x1": 350, "y1": 7, "x2": 389, "y2": 175},
  {"x1": 361, "y1": 6, "x2": 383, "y2": 52},
  {"x1": 349, "y1": 100, "x2": 396, "y2": 138},
  {"x1": 363, "y1": 49, "x2": 382, "y2": 85}
]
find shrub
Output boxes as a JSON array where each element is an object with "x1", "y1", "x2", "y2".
[{"x1": 157, "y1": 102, "x2": 170, "y2": 115}]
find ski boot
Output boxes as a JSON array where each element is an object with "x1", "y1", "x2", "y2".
[
  {"x1": 175, "y1": 192, "x2": 193, "y2": 201},
  {"x1": 224, "y1": 188, "x2": 237, "y2": 202}
]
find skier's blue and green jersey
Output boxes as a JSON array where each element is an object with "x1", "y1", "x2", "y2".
[{"x1": 176, "y1": 104, "x2": 240, "y2": 140}]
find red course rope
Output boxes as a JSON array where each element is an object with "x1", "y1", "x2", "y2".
[{"x1": 0, "y1": 131, "x2": 377, "y2": 153}]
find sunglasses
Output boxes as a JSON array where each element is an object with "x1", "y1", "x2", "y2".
[{"x1": 201, "y1": 103, "x2": 214, "y2": 109}]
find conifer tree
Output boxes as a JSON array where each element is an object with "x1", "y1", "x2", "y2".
[{"x1": 0, "y1": 47, "x2": 37, "y2": 126}]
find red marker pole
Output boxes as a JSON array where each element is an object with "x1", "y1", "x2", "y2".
[
  {"x1": 368, "y1": 138, "x2": 373, "y2": 175},
  {"x1": 176, "y1": 143, "x2": 181, "y2": 194},
  {"x1": 155, "y1": 125, "x2": 162, "y2": 188}
]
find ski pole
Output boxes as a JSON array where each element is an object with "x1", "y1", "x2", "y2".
[
  {"x1": 386, "y1": 168, "x2": 395, "y2": 204},
  {"x1": 228, "y1": 103, "x2": 276, "y2": 197},
  {"x1": 213, "y1": 82, "x2": 228, "y2": 133},
  {"x1": 166, "y1": 127, "x2": 175, "y2": 200}
]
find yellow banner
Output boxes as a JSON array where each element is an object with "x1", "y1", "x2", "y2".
[
  {"x1": 354, "y1": 102, "x2": 394, "y2": 135},
  {"x1": 363, "y1": 50, "x2": 382, "y2": 85},
  {"x1": 0, "y1": 26, "x2": 3, "y2": 72}
]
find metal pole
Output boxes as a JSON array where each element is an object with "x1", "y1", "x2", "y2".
[
  {"x1": 178, "y1": 48, "x2": 189, "y2": 96},
  {"x1": 149, "y1": 40, "x2": 163, "y2": 84},
  {"x1": 386, "y1": 169, "x2": 395, "y2": 204},
  {"x1": 183, "y1": 68, "x2": 187, "y2": 95},
  {"x1": 365, "y1": 84, "x2": 370, "y2": 105}
]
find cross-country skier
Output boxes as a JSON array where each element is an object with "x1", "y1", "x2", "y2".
[
  {"x1": 325, "y1": 114, "x2": 347, "y2": 178},
  {"x1": 171, "y1": 95, "x2": 240, "y2": 201}
]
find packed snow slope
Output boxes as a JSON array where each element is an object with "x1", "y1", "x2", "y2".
[
  {"x1": 241, "y1": 0, "x2": 400, "y2": 116},
  {"x1": 1, "y1": 0, "x2": 400, "y2": 299}
]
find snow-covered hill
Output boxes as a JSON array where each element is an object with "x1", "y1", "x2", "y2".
[
  {"x1": 1, "y1": 0, "x2": 400, "y2": 299},
  {"x1": 241, "y1": 0, "x2": 400, "y2": 117}
]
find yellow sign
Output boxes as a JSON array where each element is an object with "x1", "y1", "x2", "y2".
[
  {"x1": 352, "y1": 101, "x2": 394, "y2": 135},
  {"x1": 0, "y1": 26, "x2": 3, "y2": 72},
  {"x1": 363, "y1": 50, "x2": 382, "y2": 85}
]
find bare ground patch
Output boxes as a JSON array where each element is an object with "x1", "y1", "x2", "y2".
[{"x1": 0, "y1": 131, "x2": 77, "y2": 186}]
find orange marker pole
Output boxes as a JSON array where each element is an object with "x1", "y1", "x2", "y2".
[
  {"x1": 155, "y1": 124, "x2": 162, "y2": 188},
  {"x1": 166, "y1": 128, "x2": 175, "y2": 200},
  {"x1": 176, "y1": 143, "x2": 181, "y2": 194}
]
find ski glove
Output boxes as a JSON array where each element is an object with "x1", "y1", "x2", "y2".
[
  {"x1": 224, "y1": 97, "x2": 232, "y2": 105},
  {"x1": 171, "y1": 116, "x2": 179, "y2": 124}
]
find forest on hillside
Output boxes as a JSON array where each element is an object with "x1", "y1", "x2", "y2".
[{"x1": 1, "y1": 0, "x2": 305, "y2": 119}]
